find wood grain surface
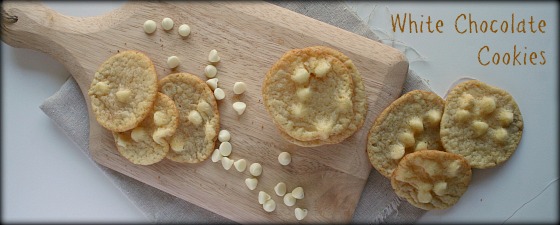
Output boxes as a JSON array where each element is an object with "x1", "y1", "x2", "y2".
[{"x1": 1, "y1": 1, "x2": 408, "y2": 223}]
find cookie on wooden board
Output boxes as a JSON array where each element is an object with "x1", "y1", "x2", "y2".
[
  {"x1": 440, "y1": 80, "x2": 523, "y2": 169},
  {"x1": 159, "y1": 73, "x2": 220, "y2": 163},
  {"x1": 262, "y1": 46, "x2": 367, "y2": 146},
  {"x1": 113, "y1": 93, "x2": 179, "y2": 165},
  {"x1": 391, "y1": 150, "x2": 472, "y2": 210},
  {"x1": 367, "y1": 90, "x2": 445, "y2": 178},
  {"x1": 88, "y1": 50, "x2": 158, "y2": 132}
]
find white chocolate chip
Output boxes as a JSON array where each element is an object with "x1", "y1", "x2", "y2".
[
  {"x1": 219, "y1": 141, "x2": 232, "y2": 157},
  {"x1": 398, "y1": 132, "x2": 415, "y2": 148},
  {"x1": 263, "y1": 199, "x2": 276, "y2": 212},
  {"x1": 292, "y1": 67, "x2": 310, "y2": 84},
  {"x1": 153, "y1": 111, "x2": 170, "y2": 126},
  {"x1": 315, "y1": 118, "x2": 334, "y2": 140},
  {"x1": 296, "y1": 87, "x2": 311, "y2": 101},
  {"x1": 433, "y1": 181, "x2": 447, "y2": 196},
  {"x1": 446, "y1": 160, "x2": 461, "y2": 177},
  {"x1": 408, "y1": 117, "x2": 424, "y2": 133},
  {"x1": 459, "y1": 93, "x2": 475, "y2": 109},
  {"x1": 417, "y1": 190, "x2": 432, "y2": 203},
  {"x1": 278, "y1": 152, "x2": 292, "y2": 166},
  {"x1": 167, "y1": 56, "x2": 180, "y2": 68},
  {"x1": 130, "y1": 127, "x2": 147, "y2": 142},
  {"x1": 115, "y1": 89, "x2": 132, "y2": 103},
  {"x1": 455, "y1": 109, "x2": 471, "y2": 122},
  {"x1": 233, "y1": 82, "x2": 247, "y2": 95},
  {"x1": 221, "y1": 157, "x2": 234, "y2": 170},
  {"x1": 493, "y1": 128, "x2": 508, "y2": 143},
  {"x1": 291, "y1": 187, "x2": 304, "y2": 199},
  {"x1": 422, "y1": 160, "x2": 440, "y2": 177},
  {"x1": 479, "y1": 96, "x2": 496, "y2": 114},
  {"x1": 161, "y1": 17, "x2": 174, "y2": 30},
  {"x1": 208, "y1": 49, "x2": 220, "y2": 63},
  {"x1": 232, "y1": 102, "x2": 247, "y2": 115},
  {"x1": 295, "y1": 208, "x2": 308, "y2": 221},
  {"x1": 213, "y1": 88, "x2": 225, "y2": 100},
  {"x1": 115, "y1": 134, "x2": 128, "y2": 147},
  {"x1": 425, "y1": 109, "x2": 442, "y2": 126},
  {"x1": 274, "y1": 182, "x2": 287, "y2": 196},
  {"x1": 143, "y1": 20, "x2": 157, "y2": 34},
  {"x1": 170, "y1": 136, "x2": 185, "y2": 152},
  {"x1": 197, "y1": 100, "x2": 211, "y2": 116},
  {"x1": 206, "y1": 78, "x2": 219, "y2": 90},
  {"x1": 499, "y1": 110, "x2": 514, "y2": 126},
  {"x1": 415, "y1": 141, "x2": 428, "y2": 151},
  {"x1": 178, "y1": 24, "x2": 191, "y2": 37},
  {"x1": 313, "y1": 59, "x2": 331, "y2": 77},
  {"x1": 389, "y1": 144, "x2": 405, "y2": 160},
  {"x1": 218, "y1": 129, "x2": 231, "y2": 142},
  {"x1": 290, "y1": 103, "x2": 305, "y2": 118},
  {"x1": 204, "y1": 65, "x2": 217, "y2": 78},
  {"x1": 245, "y1": 177, "x2": 258, "y2": 190},
  {"x1": 211, "y1": 149, "x2": 222, "y2": 162},
  {"x1": 234, "y1": 159, "x2": 247, "y2": 172},
  {"x1": 258, "y1": 191, "x2": 271, "y2": 204},
  {"x1": 152, "y1": 128, "x2": 172, "y2": 145},
  {"x1": 188, "y1": 110, "x2": 203, "y2": 126},
  {"x1": 92, "y1": 81, "x2": 110, "y2": 96},
  {"x1": 472, "y1": 120, "x2": 489, "y2": 137},
  {"x1": 283, "y1": 193, "x2": 296, "y2": 206},
  {"x1": 249, "y1": 163, "x2": 262, "y2": 176}
]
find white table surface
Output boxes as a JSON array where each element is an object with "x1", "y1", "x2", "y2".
[{"x1": 2, "y1": 1, "x2": 557, "y2": 223}]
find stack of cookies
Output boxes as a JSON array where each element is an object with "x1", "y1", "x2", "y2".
[
  {"x1": 366, "y1": 80, "x2": 523, "y2": 210},
  {"x1": 88, "y1": 50, "x2": 219, "y2": 165},
  {"x1": 262, "y1": 46, "x2": 367, "y2": 147}
]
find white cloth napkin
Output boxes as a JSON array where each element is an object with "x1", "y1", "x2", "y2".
[{"x1": 39, "y1": 2, "x2": 430, "y2": 223}]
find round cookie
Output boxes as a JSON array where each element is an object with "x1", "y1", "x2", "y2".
[
  {"x1": 262, "y1": 46, "x2": 366, "y2": 146},
  {"x1": 159, "y1": 73, "x2": 220, "y2": 163},
  {"x1": 367, "y1": 90, "x2": 445, "y2": 178},
  {"x1": 440, "y1": 80, "x2": 523, "y2": 169},
  {"x1": 113, "y1": 93, "x2": 179, "y2": 165},
  {"x1": 88, "y1": 50, "x2": 158, "y2": 132},
  {"x1": 391, "y1": 150, "x2": 472, "y2": 210},
  {"x1": 276, "y1": 46, "x2": 368, "y2": 147}
]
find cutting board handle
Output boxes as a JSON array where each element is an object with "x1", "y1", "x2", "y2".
[
  {"x1": 1, "y1": 2, "x2": 135, "y2": 54},
  {"x1": 2, "y1": 2, "x2": 72, "y2": 52}
]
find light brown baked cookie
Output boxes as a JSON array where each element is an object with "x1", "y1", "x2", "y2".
[
  {"x1": 262, "y1": 46, "x2": 366, "y2": 146},
  {"x1": 159, "y1": 73, "x2": 220, "y2": 163},
  {"x1": 113, "y1": 93, "x2": 179, "y2": 165},
  {"x1": 440, "y1": 80, "x2": 523, "y2": 169},
  {"x1": 391, "y1": 150, "x2": 472, "y2": 210},
  {"x1": 276, "y1": 46, "x2": 368, "y2": 147},
  {"x1": 88, "y1": 50, "x2": 158, "y2": 132},
  {"x1": 367, "y1": 90, "x2": 445, "y2": 178}
]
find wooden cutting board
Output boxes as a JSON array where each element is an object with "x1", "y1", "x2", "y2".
[{"x1": 1, "y1": 1, "x2": 408, "y2": 223}]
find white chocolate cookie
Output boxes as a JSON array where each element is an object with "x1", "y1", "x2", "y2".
[
  {"x1": 88, "y1": 50, "x2": 158, "y2": 132},
  {"x1": 159, "y1": 73, "x2": 220, "y2": 163},
  {"x1": 367, "y1": 90, "x2": 445, "y2": 178},
  {"x1": 391, "y1": 150, "x2": 472, "y2": 210},
  {"x1": 113, "y1": 93, "x2": 179, "y2": 165},
  {"x1": 440, "y1": 80, "x2": 523, "y2": 169},
  {"x1": 262, "y1": 46, "x2": 366, "y2": 146}
]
